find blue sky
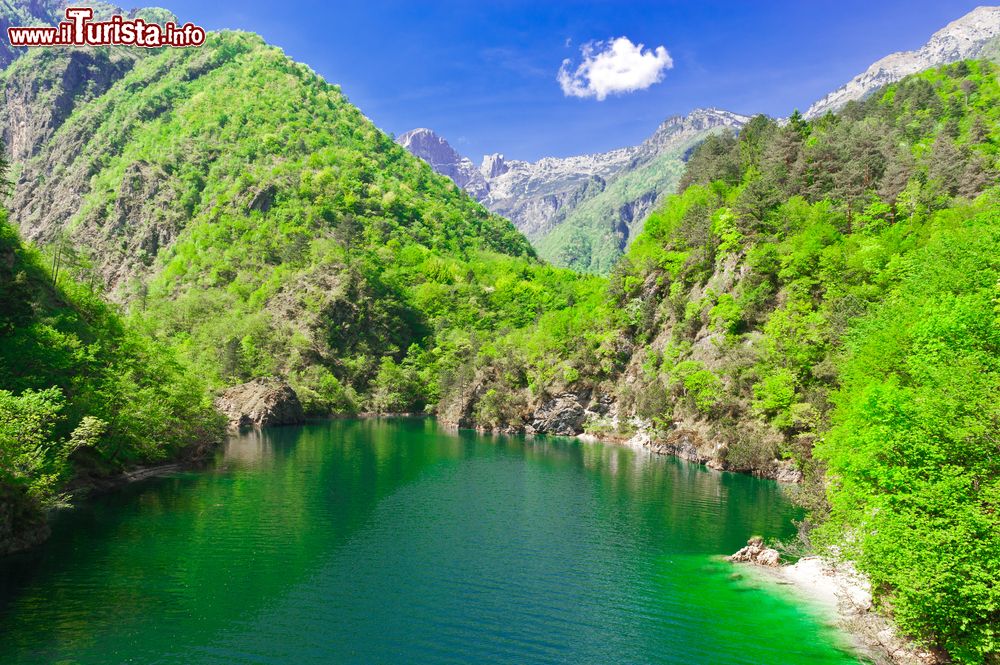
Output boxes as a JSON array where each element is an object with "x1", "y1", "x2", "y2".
[{"x1": 157, "y1": 0, "x2": 987, "y2": 161}]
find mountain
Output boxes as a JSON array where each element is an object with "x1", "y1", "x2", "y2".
[
  {"x1": 1, "y1": 31, "x2": 593, "y2": 420},
  {"x1": 805, "y1": 5, "x2": 1000, "y2": 118},
  {"x1": 398, "y1": 108, "x2": 748, "y2": 273},
  {"x1": 395, "y1": 128, "x2": 489, "y2": 199},
  {"x1": 533, "y1": 109, "x2": 750, "y2": 273}
]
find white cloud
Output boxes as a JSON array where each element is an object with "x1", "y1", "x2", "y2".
[{"x1": 557, "y1": 37, "x2": 673, "y2": 101}]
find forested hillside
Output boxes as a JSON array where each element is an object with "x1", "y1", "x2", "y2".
[
  {"x1": 444, "y1": 61, "x2": 1000, "y2": 662},
  {"x1": 3, "y1": 32, "x2": 597, "y2": 415}
]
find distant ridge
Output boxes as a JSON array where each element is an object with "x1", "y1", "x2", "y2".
[
  {"x1": 805, "y1": 5, "x2": 1000, "y2": 117},
  {"x1": 397, "y1": 108, "x2": 749, "y2": 272}
]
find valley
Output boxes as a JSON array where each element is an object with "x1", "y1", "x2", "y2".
[{"x1": 1, "y1": 3, "x2": 999, "y2": 663}]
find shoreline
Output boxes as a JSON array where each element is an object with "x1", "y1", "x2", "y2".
[
  {"x1": 580, "y1": 428, "x2": 804, "y2": 483},
  {"x1": 735, "y1": 557, "x2": 941, "y2": 665},
  {"x1": 437, "y1": 416, "x2": 804, "y2": 484}
]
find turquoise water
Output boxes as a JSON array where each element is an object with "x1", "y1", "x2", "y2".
[{"x1": 0, "y1": 419, "x2": 860, "y2": 663}]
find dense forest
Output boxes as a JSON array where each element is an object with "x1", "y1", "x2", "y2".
[{"x1": 1, "y1": 23, "x2": 998, "y2": 663}]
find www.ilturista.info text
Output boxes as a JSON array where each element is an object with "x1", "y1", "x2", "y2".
[{"x1": 7, "y1": 7, "x2": 206, "y2": 48}]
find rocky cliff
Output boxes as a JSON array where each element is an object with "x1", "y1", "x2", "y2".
[
  {"x1": 1, "y1": 47, "x2": 141, "y2": 162},
  {"x1": 805, "y1": 5, "x2": 1000, "y2": 118}
]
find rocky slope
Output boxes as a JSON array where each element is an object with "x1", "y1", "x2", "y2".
[
  {"x1": 0, "y1": 2, "x2": 177, "y2": 164},
  {"x1": 1, "y1": 47, "x2": 141, "y2": 162},
  {"x1": 805, "y1": 5, "x2": 1000, "y2": 118},
  {"x1": 398, "y1": 108, "x2": 748, "y2": 272}
]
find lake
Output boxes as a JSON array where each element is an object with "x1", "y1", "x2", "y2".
[{"x1": 0, "y1": 419, "x2": 861, "y2": 664}]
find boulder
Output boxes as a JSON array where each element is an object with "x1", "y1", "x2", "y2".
[
  {"x1": 215, "y1": 379, "x2": 305, "y2": 431},
  {"x1": 729, "y1": 537, "x2": 782, "y2": 567}
]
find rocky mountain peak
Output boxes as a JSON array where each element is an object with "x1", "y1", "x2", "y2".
[
  {"x1": 396, "y1": 128, "x2": 461, "y2": 166},
  {"x1": 396, "y1": 128, "x2": 489, "y2": 199},
  {"x1": 653, "y1": 108, "x2": 750, "y2": 135},
  {"x1": 481, "y1": 153, "x2": 508, "y2": 179},
  {"x1": 639, "y1": 108, "x2": 750, "y2": 158},
  {"x1": 805, "y1": 5, "x2": 1000, "y2": 118}
]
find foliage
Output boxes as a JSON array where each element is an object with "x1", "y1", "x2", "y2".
[
  {"x1": 815, "y1": 212, "x2": 1000, "y2": 661},
  {"x1": 6, "y1": 32, "x2": 598, "y2": 415}
]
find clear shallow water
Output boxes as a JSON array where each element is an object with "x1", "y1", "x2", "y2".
[{"x1": 0, "y1": 419, "x2": 860, "y2": 664}]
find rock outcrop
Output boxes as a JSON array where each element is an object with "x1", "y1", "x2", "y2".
[
  {"x1": 215, "y1": 379, "x2": 306, "y2": 431},
  {"x1": 729, "y1": 537, "x2": 781, "y2": 567},
  {"x1": 480, "y1": 152, "x2": 509, "y2": 179},
  {"x1": 805, "y1": 6, "x2": 1000, "y2": 118},
  {"x1": 530, "y1": 393, "x2": 587, "y2": 435}
]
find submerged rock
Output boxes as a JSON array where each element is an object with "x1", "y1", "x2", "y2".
[
  {"x1": 729, "y1": 537, "x2": 781, "y2": 567},
  {"x1": 216, "y1": 379, "x2": 305, "y2": 431}
]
